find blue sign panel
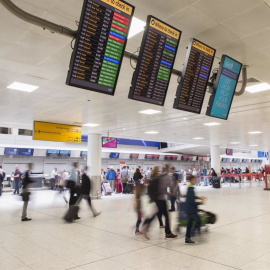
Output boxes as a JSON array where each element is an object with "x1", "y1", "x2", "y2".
[
  {"x1": 20, "y1": 148, "x2": 34, "y2": 156},
  {"x1": 117, "y1": 138, "x2": 160, "y2": 148},
  {"x1": 4, "y1": 148, "x2": 19, "y2": 156},
  {"x1": 81, "y1": 135, "x2": 88, "y2": 142},
  {"x1": 109, "y1": 152, "x2": 120, "y2": 159},
  {"x1": 206, "y1": 55, "x2": 242, "y2": 120}
]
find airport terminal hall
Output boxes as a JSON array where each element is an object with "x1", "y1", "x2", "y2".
[{"x1": 3, "y1": 0, "x2": 270, "y2": 270}]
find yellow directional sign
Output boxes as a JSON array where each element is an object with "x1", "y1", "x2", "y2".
[{"x1": 33, "y1": 121, "x2": 81, "y2": 143}]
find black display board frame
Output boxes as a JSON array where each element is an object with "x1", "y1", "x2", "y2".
[
  {"x1": 173, "y1": 38, "x2": 216, "y2": 114},
  {"x1": 206, "y1": 55, "x2": 242, "y2": 120},
  {"x1": 128, "y1": 15, "x2": 181, "y2": 106},
  {"x1": 66, "y1": 0, "x2": 135, "y2": 95}
]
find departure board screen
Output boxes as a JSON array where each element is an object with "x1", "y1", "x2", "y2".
[
  {"x1": 128, "y1": 16, "x2": 181, "y2": 105},
  {"x1": 206, "y1": 55, "x2": 242, "y2": 120},
  {"x1": 66, "y1": 0, "x2": 134, "y2": 95},
  {"x1": 173, "y1": 39, "x2": 216, "y2": 113}
]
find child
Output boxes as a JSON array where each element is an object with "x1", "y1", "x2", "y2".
[
  {"x1": 185, "y1": 176, "x2": 205, "y2": 244},
  {"x1": 135, "y1": 184, "x2": 144, "y2": 234}
]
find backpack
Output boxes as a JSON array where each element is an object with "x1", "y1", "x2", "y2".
[{"x1": 147, "y1": 176, "x2": 160, "y2": 202}]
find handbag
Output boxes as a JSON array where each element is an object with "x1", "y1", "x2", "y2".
[
  {"x1": 21, "y1": 192, "x2": 31, "y2": 202},
  {"x1": 66, "y1": 180, "x2": 75, "y2": 189},
  {"x1": 121, "y1": 177, "x2": 128, "y2": 183}
]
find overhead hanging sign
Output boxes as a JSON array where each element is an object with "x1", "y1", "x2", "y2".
[
  {"x1": 128, "y1": 16, "x2": 181, "y2": 105},
  {"x1": 206, "y1": 55, "x2": 242, "y2": 120},
  {"x1": 66, "y1": 0, "x2": 134, "y2": 95},
  {"x1": 173, "y1": 38, "x2": 216, "y2": 113},
  {"x1": 33, "y1": 121, "x2": 82, "y2": 143}
]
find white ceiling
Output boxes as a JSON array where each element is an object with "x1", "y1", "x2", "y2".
[{"x1": 1, "y1": 0, "x2": 270, "y2": 155}]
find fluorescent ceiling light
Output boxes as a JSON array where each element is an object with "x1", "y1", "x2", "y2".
[
  {"x1": 193, "y1": 137, "x2": 204, "y2": 140},
  {"x1": 128, "y1": 17, "x2": 146, "y2": 39},
  {"x1": 250, "y1": 144, "x2": 258, "y2": 147},
  {"x1": 230, "y1": 142, "x2": 240, "y2": 144},
  {"x1": 203, "y1": 122, "x2": 221, "y2": 126},
  {"x1": 139, "y1": 109, "x2": 161, "y2": 115},
  {"x1": 183, "y1": 117, "x2": 188, "y2": 120},
  {"x1": 83, "y1": 123, "x2": 99, "y2": 127},
  {"x1": 246, "y1": 83, "x2": 270, "y2": 93},
  {"x1": 7, "y1": 82, "x2": 39, "y2": 92},
  {"x1": 248, "y1": 131, "x2": 262, "y2": 134},
  {"x1": 145, "y1": 131, "x2": 159, "y2": 134}
]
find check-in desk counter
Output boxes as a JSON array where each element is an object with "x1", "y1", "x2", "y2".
[{"x1": 30, "y1": 173, "x2": 44, "y2": 188}]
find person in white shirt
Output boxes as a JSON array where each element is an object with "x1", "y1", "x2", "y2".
[
  {"x1": 50, "y1": 168, "x2": 57, "y2": 190},
  {"x1": 146, "y1": 167, "x2": 152, "y2": 180}
]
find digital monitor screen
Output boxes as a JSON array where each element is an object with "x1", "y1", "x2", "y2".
[
  {"x1": 109, "y1": 152, "x2": 120, "y2": 159},
  {"x1": 59, "y1": 150, "x2": 71, "y2": 157},
  {"x1": 20, "y1": 148, "x2": 34, "y2": 156},
  {"x1": 47, "y1": 149, "x2": 60, "y2": 157},
  {"x1": 4, "y1": 148, "x2": 19, "y2": 156},
  {"x1": 128, "y1": 16, "x2": 181, "y2": 106},
  {"x1": 164, "y1": 155, "x2": 178, "y2": 160},
  {"x1": 81, "y1": 151, "x2": 87, "y2": 157},
  {"x1": 145, "y1": 154, "x2": 154, "y2": 160},
  {"x1": 102, "y1": 137, "x2": 117, "y2": 148},
  {"x1": 181, "y1": 155, "x2": 189, "y2": 161},
  {"x1": 242, "y1": 159, "x2": 247, "y2": 163},
  {"x1": 117, "y1": 138, "x2": 160, "y2": 147},
  {"x1": 203, "y1": 157, "x2": 208, "y2": 161},
  {"x1": 188, "y1": 156, "x2": 194, "y2": 161},
  {"x1": 66, "y1": 0, "x2": 134, "y2": 95},
  {"x1": 206, "y1": 55, "x2": 242, "y2": 120},
  {"x1": 226, "y1": 148, "x2": 233, "y2": 156},
  {"x1": 130, "y1": 153, "x2": 139, "y2": 160},
  {"x1": 152, "y1": 154, "x2": 160, "y2": 160},
  {"x1": 173, "y1": 38, "x2": 216, "y2": 113},
  {"x1": 197, "y1": 156, "x2": 203, "y2": 161}
]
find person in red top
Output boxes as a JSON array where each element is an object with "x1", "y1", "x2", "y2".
[{"x1": 115, "y1": 168, "x2": 122, "y2": 193}]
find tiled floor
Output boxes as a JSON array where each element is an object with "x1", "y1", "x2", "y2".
[{"x1": 1, "y1": 182, "x2": 270, "y2": 270}]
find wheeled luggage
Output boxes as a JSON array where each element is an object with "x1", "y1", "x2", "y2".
[
  {"x1": 102, "y1": 182, "x2": 112, "y2": 195},
  {"x1": 126, "y1": 182, "x2": 134, "y2": 194},
  {"x1": 64, "y1": 205, "x2": 79, "y2": 222},
  {"x1": 213, "y1": 177, "x2": 221, "y2": 189}
]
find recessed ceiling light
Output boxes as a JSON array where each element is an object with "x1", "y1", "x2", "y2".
[
  {"x1": 139, "y1": 109, "x2": 161, "y2": 115},
  {"x1": 203, "y1": 122, "x2": 221, "y2": 126},
  {"x1": 128, "y1": 17, "x2": 146, "y2": 39},
  {"x1": 122, "y1": 128, "x2": 126, "y2": 131},
  {"x1": 193, "y1": 137, "x2": 204, "y2": 140},
  {"x1": 230, "y1": 142, "x2": 240, "y2": 144},
  {"x1": 183, "y1": 117, "x2": 188, "y2": 120},
  {"x1": 83, "y1": 123, "x2": 99, "y2": 127},
  {"x1": 246, "y1": 83, "x2": 270, "y2": 93},
  {"x1": 248, "y1": 131, "x2": 262, "y2": 134},
  {"x1": 7, "y1": 82, "x2": 39, "y2": 92},
  {"x1": 145, "y1": 131, "x2": 159, "y2": 134},
  {"x1": 250, "y1": 144, "x2": 258, "y2": 147}
]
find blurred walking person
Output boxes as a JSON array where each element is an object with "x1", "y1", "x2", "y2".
[
  {"x1": 75, "y1": 166, "x2": 101, "y2": 217},
  {"x1": 50, "y1": 168, "x2": 57, "y2": 190},
  {"x1": 13, "y1": 165, "x2": 21, "y2": 195},
  {"x1": 135, "y1": 184, "x2": 144, "y2": 234},
  {"x1": 0, "y1": 168, "x2": 4, "y2": 196},
  {"x1": 120, "y1": 166, "x2": 129, "y2": 194},
  {"x1": 142, "y1": 165, "x2": 177, "y2": 239},
  {"x1": 21, "y1": 163, "x2": 34, "y2": 221},
  {"x1": 168, "y1": 167, "x2": 180, "y2": 212}
]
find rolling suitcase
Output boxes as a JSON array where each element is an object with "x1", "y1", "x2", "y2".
[
  {"x1": 126, "y1": 182, "x2": 133, "y2": 194},
  {"x1": 102, "y1": 182, "x2": 112, "y2": 195},
  {"x1": 213, "y1": 177, "x2": 221, "y2": 189},
  {"x1": 64, "y1": 205, "x2": 79, "y2": 222}
]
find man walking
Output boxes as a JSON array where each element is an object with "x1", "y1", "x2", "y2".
[
  {"x1": 13, "y1": 165, "x2": 21, "y2": 195},
  {"x1": 107, "y1": 166, "x2": 116, "y2": 192},
  {"x1": 202, "y1": 166, "x2": 208, "y2": 186}
]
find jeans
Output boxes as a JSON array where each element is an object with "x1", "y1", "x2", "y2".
[
  {"x1": 185, "y1": 213, "x2": 201, "y2": 239},
  {"x1": 203, "y1": 176, "x2": 208, "y2": 186},
  {"x1": 143, "y1": 200, "x2": 171, "y2": 235},
  {"x1": 122, "y1": 183, "x2": 127, "y2": 193},
  {"x1": 50, "y1": 178, "x2": 55, "y2": 189},
  {"x1": 14, "y1": 179, "x2": 20, "y2": 194},
  {"x1": 170, "y1": 196, "x2": 177, "y2": 211},
  {"x1": 136, "y1": 212, "x2": 142, "y2": 229}
]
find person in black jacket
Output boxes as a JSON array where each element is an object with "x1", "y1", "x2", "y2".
[
  {"x1": 21, "y1": 163, "x2": 34, "y2": 221},
  {"x1": 133, "y1": 168, "x2": 143, "y2": 186},
  {"x1": 185, "y1": 176, "x2": 205, "y2": 244},
  {"x1": 75, "y1": 166, "x2": 101, "y2": 217}
]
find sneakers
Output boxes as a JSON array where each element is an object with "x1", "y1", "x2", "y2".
[
  {"x1": 74, "y1": 216, "x2": 81, "y2": 220},
  {"x1": 168, "y1": 209, "x2": 175, "y2": 212},
  {"x1": 165, "y1": 233, "x2": 178, "y2": 239},
  {"x1": 159, "y1": 225, "x2": 165, "y2": 228},
  {"x1": 21, "y1": 217, "x2": 31, "y2": 222},
  {"x1": 135, "y1": 229, "x2": 142, "y2": 235},
  {"x1": 185, "y1": 238, "x2": 195, "y2": 244},
  {"x1": 93, "y1": 211, "x2": 101, "y2": 217}
]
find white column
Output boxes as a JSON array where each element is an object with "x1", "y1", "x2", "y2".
[
  {"x1": 210, "y1": 145, "x2": 221, "y2": 176},
  {"x1": 87, "y1": 133, "x2": 102, "y2": 199}
]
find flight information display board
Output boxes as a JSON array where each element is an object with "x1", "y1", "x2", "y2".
[
  {"x1": 66, "y1": 0, "x2": 134, "y2": 95},
  {"x1": 128, "y1": 16, "x2": 181, "y2": 105},
  {"x1": 173, "y1": 38, "x2": 216, "y2": 113},
  {"x1": 206, "y1": 55, "x2": 242, "y2": 120}
]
